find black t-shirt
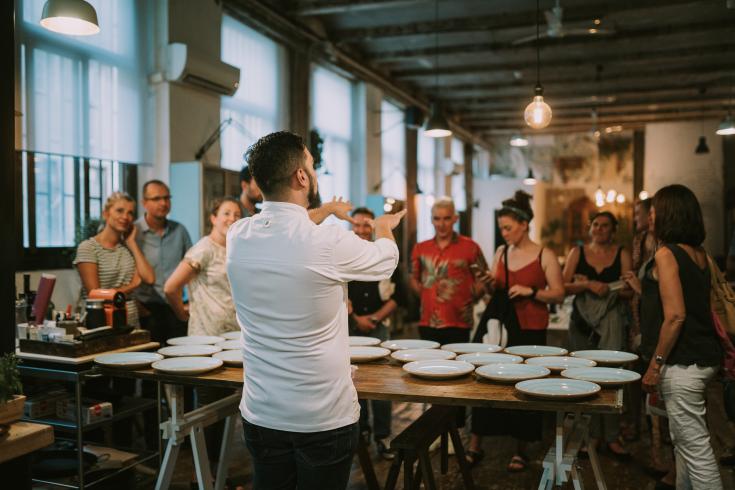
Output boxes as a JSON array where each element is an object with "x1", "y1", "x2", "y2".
[
  {"x1": 348, "y1": 270, "x2": 402, "y2": 316},
  {"x1": 640, "y1": 244, "x2": 721, "y2": 366}
]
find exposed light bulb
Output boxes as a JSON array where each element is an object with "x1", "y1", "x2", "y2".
[
  {"x1": 717, "y1": 114, "x2": 735, "y2": 136},
  {"x1": 524, "y1": 86, "x2": 552, "y2": 129},
  {"x1": 606, "y1": 189, "x2": 617, "y2": 203},
  {"x1": 510, "y1": 134, "x2": 529, "y2": 147},
  {"x1": 595, "y1": 187, "x2": 605, "y2": 207},
  {"x1": 639, "y1": 190, "x2": 649, "y2": 200},
  {"x1": 616, "y1": 193, "x2": 626, "y2": 204}
]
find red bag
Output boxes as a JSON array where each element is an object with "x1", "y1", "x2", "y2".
[{"x1": 712, "y1": 311, "x2": 735, "y2": 380}]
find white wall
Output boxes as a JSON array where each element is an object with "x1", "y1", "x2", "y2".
[
  {"x1": 472, "y1": 177, "x2": 536, "y2": 262},
  {"x1": 644, "y1": 120, "x2": 725, "y2": 255}
]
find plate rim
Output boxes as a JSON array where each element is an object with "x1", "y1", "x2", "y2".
[
  {"x1": 569, "y1": 350, "x2": 639, "y2": 363},
  {"x1": 158, "y1": 344, "x2": 223, "y2": 357},
  {"x1": 380, "y1": 339, "x2": 440, "y2": 350},
  {"x1": 349, "y1": 336, "x2": 382, "y2": 346},
  {"x1": 514, "y1": 378, "x2": 602, "y2": 399},
  {"x1": 390, "y1": 349, "x2": 456, "y2": 362},
  {"x1": 475, "y1": 362, "x2": 551, "y2": 381},
  {"x1": 560, "y1": 366, "x2": 641, "y2": 385},
  {"x1": 440, "y1": 343, "x2": 502, "y2": 353},
  {"x1": 152, "y1": 356, "x2": 224, "y2": 373},
  {"x1": 402, "y1": 359, "x2": 475, "y2": 377},
  {"x1": 167, "y1": 335, "x2": 225, "y2": 346},
  {"x1": 456, "y1": 352, "x2": 524, "y2": 365}
]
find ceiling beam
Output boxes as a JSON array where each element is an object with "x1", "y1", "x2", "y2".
[
  {"x1": 367, "y1": 20, "x2": 735, "y2": 62},
  {"x1": 331, "y1": 0, "x2": 708, "y2": 42},
  {"x1": 391, "y1": 43, "x2": 735, "y2": 78},
  {"x1": 292, "y1": 0, "x2": 431, "y2": 16}
]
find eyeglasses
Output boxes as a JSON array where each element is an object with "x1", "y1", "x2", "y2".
[{"x1": 144, "y1": 195, "x2": 172, "y2": 202}]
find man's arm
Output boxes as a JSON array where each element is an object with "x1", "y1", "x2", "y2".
[{"x1": 308, "y1": 197, "x2": 355, "y2": 225}]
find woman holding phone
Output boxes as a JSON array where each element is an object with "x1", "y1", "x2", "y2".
[
  {"x1": 563, "y1": 211, "x2": 632, "y2": 457},
  {"x1": 75, "y1": 192, "x2": 155, "y2": 326}
]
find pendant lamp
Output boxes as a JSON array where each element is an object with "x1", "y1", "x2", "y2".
[
  {"x1": 524, "y1": 0, "x2": 552, "y2": 129},
  {"x1": 424, "y1": 0, "x2": 452, "y2": 138},
  {"x1": 523, "y1": 169, "x2": 537, "y2": 186},
  {"x1": 510, "y1": 134, "x2": 529, "y2": 147},
  {"x1": 41, "y1": 0, "x2": 100, "y2": 36}
]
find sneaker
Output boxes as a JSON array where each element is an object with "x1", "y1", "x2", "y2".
[{"x1": 376, "y1": 439, "x2": 397, "y2": 460}]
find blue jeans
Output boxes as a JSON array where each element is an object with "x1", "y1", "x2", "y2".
[{"x1": 243, "y1": 419, "x2": 359, "y2": 490}]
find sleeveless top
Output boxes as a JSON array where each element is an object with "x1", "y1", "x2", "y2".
[
  {"x1": 575, "y1": 245, "x2": 622, "y2": 282},
  {"x1": 639, "y1": 244, "x2": 721, "y2": 366},
  {"x1": 496, "y1": 248, "x2": 549, "y2": 331}
]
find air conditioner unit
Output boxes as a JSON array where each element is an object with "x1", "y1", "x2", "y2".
[{"x1": 166, "y1": 42, "x2": 240, "y2": 96}]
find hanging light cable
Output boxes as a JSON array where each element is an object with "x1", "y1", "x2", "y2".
[
  {"x1": 524, "y1": 0, "x2": 552, "y2": 129},
  {"x1": 424, "y1": 0, "x2": 452, "y2": 138}
]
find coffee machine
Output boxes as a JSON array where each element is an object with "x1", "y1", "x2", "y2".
[{"x1": 87, "y1": 289, "x2": 127, "y2": 329}]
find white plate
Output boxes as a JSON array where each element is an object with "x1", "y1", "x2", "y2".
[
  {"x1": 158, "y1": 345, "x2": 222, "y2": 357},
  {"x1": 504, "y1": 345, "x2": 568, "y2": 358},
  {"x1": 561, "y1": 367, "x2": 641, "y2": 386},
  {"x1": 441, "y1": 343, "x2": 502, "y2": 354},
  {"x1": 391, "y1": 349, "x2": 456, "y2": 363},
  {"x1": 349, "y1": 336, "x2": 382, "y2": 347},
  {"x1": 525, "y1": 356, "x2": 597, "y2": 372},
  {"x1": 94, "y1": 352, "x2": 163, "y2": 369},
  {"x1": 213, "y1": 350, "x2": 243, "y2": 366},
  {"x1": 167, "y1": 335, "x2": 224, "y2": 346},
  {"x1": 152, "y1": 356, "x2": 223, "y2": 375},
  {"x1": 515, "y1": 378, "x2": 601, "y2": 400},
  {"x1": 570, "y1": 350, "x2": 639, "y2": 365},
  {"x1": 350, "y1": 346, "x2": 391, "y2": 363},
  {"x1": 215, "y1": 339, "x2": 241, "y2": 350},
  {"x1": 475, "y1": 363, "x2": 550, "y2": 383},
  {"x1": 403, "y1": 360, "x2": 475, "y2": 379},
  {"x1": 220, "y1": 331, "x2": 241, "y2": 340},
  {"x1": 381, "y1": 339, "x2": 440, "y2": 351},
  {"x1": 456, "y1": 352, "x2": 524, "y2": 366}
]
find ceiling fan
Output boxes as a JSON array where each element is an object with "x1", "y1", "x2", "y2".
[{"x1": 512, "y1": 0, "x2": 615, "y2": 46}]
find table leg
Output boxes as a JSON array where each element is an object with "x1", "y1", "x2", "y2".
[
  {"x1": 191, "y1": 425, "x2": 214, "y2": 490},
  {"x1": 76, "y1": 374, "x2": 85, "y2": 489},
  {"x1": 156, "y1": 437, "x2": 181, "y2": 490},
  {"x1": 356, "y1": 431, "x2": 380, "y2": 490},
  {"x1": 157, "y1": 380, "x2": 163, "y2": 466},
  {"x1": 555, "y1": 411, "x2": 563, "y2": 486},
  {"x1": 214, "y1": 415, "x2": 237, "y2": 490},
  {"x1": 586, "y1": 436, "x2": 607, "y2": 490},
  {"x1": 538, "y1": 465, "x2": 554, "y2": 490},
  {"x1": 570, "y1": 462, "x2": 586, "y2": 490}
]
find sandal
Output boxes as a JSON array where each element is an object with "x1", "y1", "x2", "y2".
[
  {"x1": 465, "y1": 449, "x2": 484, "y2": 467},
  {"x1": 507, "y1": 454, "x2": 528, "y2": 473},
  {"x1": 606, "y1": 440, "x2": 631, "y2": 461}
]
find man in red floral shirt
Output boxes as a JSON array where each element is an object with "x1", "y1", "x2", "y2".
[{"x1": 411, "y1": 197, "x2": 487, "y2": 345}]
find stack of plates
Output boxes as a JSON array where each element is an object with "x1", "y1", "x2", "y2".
[
  {"x1": 152, "y1": 357, "x2": 223, "y2": 375},
  {"x1": 349, "y1": 336, "x2": 381, "y2": 346},
  {"x1": 525, "y1": 356, "x2": 597, "y2": 373},
  {"x1": 350, "y1": 346, "x2": 390, "y2": 363},
  {"x1": 158, "y1": 345, "x2": 222, "y2": 357},
  {"x1": 215, "y1": 340, "x2": 241, "y2": 350},
  {"x1": 570, "y1": 350, "x2": 638, "y2": 366},
  {"x1": 213, "y1": 350, "x2": 243, "y2": 366},
  {"x1": 475, "y1": 363, "x2": 550, "y2": 382},
  {"x1": 94, "y1": 352, "x2": 163, "y2": 369},
  {"x1": 456, "y1": 352, "x2": 523, "y2": 366},
  {"x1": 441, "y1": 343, "x2": 502, "y2": 354},
  {"x1": 402, "y1": 360, "x2": 475, "y2": 380},
  {"x1": 167, "y1": 335, "x2": 224, "y2": 346},
  {"x1": 381, "y1": 339, "x2": 440, "y2": 351},
  {"x1": 504, "y1": 345, "x2": 568, "y2": 358},
  {"x1": 561, "y1": 367, "x2": 640, "y2": 386},
  {"x1": 391, "y1": 349, "x2": 456, "y2": 363},
  {"x1": 515, "y1": 378, "x2": 601, "y2": 400}
]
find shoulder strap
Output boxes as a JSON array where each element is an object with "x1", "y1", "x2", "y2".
[{"x1": 503, "y1": 245, "x2": 510, "y2": 289}]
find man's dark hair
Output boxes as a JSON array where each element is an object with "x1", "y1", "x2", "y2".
[
  {"x1": 245, "y1": 131, "x2": 306, "y2": 196},
  {"x1": 637, "y1": 197, "x2": 652, "y2": 212},
  {"x1": 590, "y1": 211, "x2": 619, "y2": 231},
  {"x1": 142, "y1": 179, "x2": 169, "y2": 197},
  {"x1": 240, "y1": 165, "x2": 253, "y2": 184},
  {"x1": 653, "y1": 184, "x2": 706, "y2": 246},
  {"x1": 351, "y1": 207, "x2": 375, "y2": 219}
]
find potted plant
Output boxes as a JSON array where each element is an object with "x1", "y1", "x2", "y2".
[{"x1": 0, "y1": 353, "x2": 25, "y2": 425}]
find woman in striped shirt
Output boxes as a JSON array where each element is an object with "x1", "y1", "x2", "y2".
[{"x1": 75, "y1": 192, "x2": 155, "y2": 326}]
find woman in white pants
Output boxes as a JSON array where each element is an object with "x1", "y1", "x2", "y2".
[{"x1": 624, "y1": 184, "x2": 722, "y2": 490}]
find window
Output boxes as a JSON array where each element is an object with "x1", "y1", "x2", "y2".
[
  {"x1": 221, "y1": 15, "x2": 288, "y2": 171},
  {"x1": 16, "y1": 0, "x2": 146, "y2": 268},
  {"x1": 311, "y1": 66, "x2": 352, "y2": 201},
  {"x1": 417, "y1": 133, "x2": 436, "y2": 242},
  {"x1": 380, "y1": 100, "x2": 406, "y2": 200}
]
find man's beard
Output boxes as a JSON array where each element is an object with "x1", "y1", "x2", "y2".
[
  {"x1": 246, "y1": 189, "x2": 262, "y2": 203},
  {"x1": 307, "y1": 172, "x2": 322, "y2": 210}
]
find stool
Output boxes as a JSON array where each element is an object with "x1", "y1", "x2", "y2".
[{"x1": 384, "y1": 405, "x2": 474, "y2": 490}]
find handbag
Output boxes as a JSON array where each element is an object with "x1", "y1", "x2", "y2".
[
  {"x1": 472, "y1": 246, "x2": 518, "y2": 347},
  {"x1": 707, "y1": 254, "x2": 735, "y2": 336}
]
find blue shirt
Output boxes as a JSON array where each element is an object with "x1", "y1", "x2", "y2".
[{"x1": 134, "y1": 215, "x2": 193, "y2": 304}]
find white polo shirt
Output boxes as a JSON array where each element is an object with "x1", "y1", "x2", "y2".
[{"x1": 226, "y1": 201, "x2": 399, "y2": 433}]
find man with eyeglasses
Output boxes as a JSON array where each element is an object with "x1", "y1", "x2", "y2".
[{"x1": 134, "y1": 179, "x2": 193, "y2": 344}]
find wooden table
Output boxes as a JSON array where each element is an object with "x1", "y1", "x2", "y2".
[
  {"x1": 107, "y1": 360, "x2": 624, "y2": 489},
  {"x1": 0, "y1": 421, "x2": 54, "y2": 464}
]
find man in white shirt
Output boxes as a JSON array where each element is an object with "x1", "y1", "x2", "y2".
[{"x1": 226, "y1": 131, "x2": 405, "y2": 490}]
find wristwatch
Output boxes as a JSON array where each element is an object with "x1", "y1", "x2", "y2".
[
  {"x1": 654, "y1": 355, "x2": 665, "y2": 367},
  {"x1": 369, "y1": 316, "x2": 379, "y2": 324}
]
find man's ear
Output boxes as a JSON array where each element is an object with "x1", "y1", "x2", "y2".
[{"x1": 295, "y1": 167, "x2": 309, "y2": 188}]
